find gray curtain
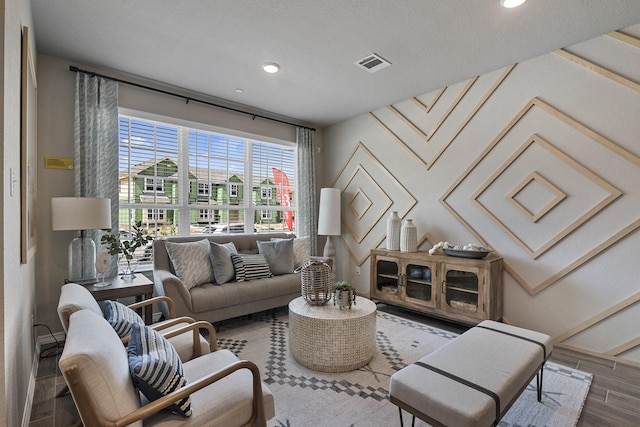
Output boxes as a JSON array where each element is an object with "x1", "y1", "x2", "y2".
[
  {"x1": 296, "y1": 127, "x2": 318, "y2": 255},
  {"x1": 74, "y1": 73, "x2": 119, "y2": 275}
]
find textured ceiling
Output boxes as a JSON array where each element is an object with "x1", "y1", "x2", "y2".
[{"x1": 32, "y1": 0, "x2": 640, "y2": 127}]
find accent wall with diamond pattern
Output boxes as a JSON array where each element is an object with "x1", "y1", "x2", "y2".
[{"x1": 323, "y1": 23, "x2": 640, "y2": 365}]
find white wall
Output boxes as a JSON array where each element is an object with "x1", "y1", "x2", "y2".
[
  {"x1": 2, "y1": 0, "x2": 38, "y2": 424},
  {"x1": 324, "y1": 24, "x2": 640, "y2": 365},
  {"x1": 34, "y1": 54, "x2": 324, "y2": 332}
]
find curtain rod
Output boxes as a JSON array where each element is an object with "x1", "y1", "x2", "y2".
[{"x1": 69, "y1": 65, "x2": 316, "y2": 132}]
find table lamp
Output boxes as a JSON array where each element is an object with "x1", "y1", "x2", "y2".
[
  {"x1": 52, "y1": 197, "x2": 111, "y2": 283},
  {"x1": 317, "y1": 188, "x2": 341, "y2": 260}
]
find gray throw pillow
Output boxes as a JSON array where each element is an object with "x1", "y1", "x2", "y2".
[
  {"x1": 209, "y1": 241, "x2": 238, "y2": 284},
  {"x1": 257, "y1": 239, "x2": 294, "y2": 275},
  {"x1": 165, "y1": 239, "x2": 215, "y2": 289},
  {"x1": 272, "y1": 236, "x2": 310, "y2": 269}
]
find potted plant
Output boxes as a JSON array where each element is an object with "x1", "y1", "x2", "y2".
[
  {"x1": 100, "y1": 221, "x2": 153, "y2": 278},
  {"x1": 334, "y1": 281, "x2": 356, "y2": 310}
]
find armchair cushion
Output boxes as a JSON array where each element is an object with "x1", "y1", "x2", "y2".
[
  {"x1": 59, "y1": 309, "x2": 143, "y2": 427},
  {"x1": 209, "y1": 241, "x2": 238, "y2": 284},
  {"x1": 128, "y1": 323, "x2": 192, "y2": 417},
  {"x1": 257, "y1": 238, "x2": 294, "y2": 275},
  {"x1": 165, "y1": 239, "x2": 215, "y2": 289},
  {"x1": 102, "y1": 299, "x2": 145, "y2": 338}
]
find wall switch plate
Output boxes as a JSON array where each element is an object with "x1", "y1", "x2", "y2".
[{"x1": 355, "y1": 266, "x2": 361, "y2": 275}]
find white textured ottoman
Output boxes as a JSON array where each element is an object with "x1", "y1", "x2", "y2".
[
  {"x1": 389, "y1": 320, "x2": 552, "y2": 427},
  {"x1": 288, "y1": 296, "x2": 377, "y2": 372}
]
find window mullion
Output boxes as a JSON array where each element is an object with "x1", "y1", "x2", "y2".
[
  {"x1": 177, "y1": 127, "x2": 190, "y2": 235},
  {"x1": 244, "y1": 139, "x2": 253, "y2": 231}
]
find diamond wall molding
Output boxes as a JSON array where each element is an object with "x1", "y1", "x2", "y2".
[{"x1": 441, "y1": 97, "x2": 640, "y2": 294}]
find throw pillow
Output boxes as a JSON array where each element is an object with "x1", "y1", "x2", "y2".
[
  {"x1": 230, "y1": 253, "x2": 246, "y2": 282},
  {"x1": 257, "y1": 239, "x2": 294, "y2": 275},
  {"x1": 102, "y1": 299, "x2": 145, "y2": 338},
  {"x1": 128, "y1": 323, "x2": 192, "y2": 417},
  {"x1": 209, "y1": 241, "x2": 238, "y2": 284},
  {"x1": 234, "y1": 254, "x2": 273, "y2": 281},
  {"x1": 272, "y1": 236, "x2": 310, "y2": 269},
  {"x1": 165, "y1": 239, "x2": 215, "y2": 289}
]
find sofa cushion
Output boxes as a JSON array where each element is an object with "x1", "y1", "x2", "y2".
[
  {"x1": 272, "y1": 236, "x2": 310, "y2": 269},
  {"x1": 257, "y1": 239, "x2": 294, "y2": 275},
  {"x1": 102, "y1": 299, "x2": 145, "y2": 338},
  {"x1": 209, "y1": 241, "x2": 238, "y2": 284},
  {"x1": 165, "y1": 239, "x2": 215, "y2": 289},
  {"x1": 128, "y1": 323, "x2": 192, "y2": 417}
]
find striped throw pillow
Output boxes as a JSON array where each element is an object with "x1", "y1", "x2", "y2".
[
  {"x1": 230, "y1": 253, "x2": 246, "y2": 282},
  {"x1": 128, "y1": 323, "x2": 192, "y2": 417},
  {"x1": 102, "y1": 299, "x2": 145, "y2": 338},
  {"x1": 232, "y1": 254, "x2": 272, "y2": 281}
]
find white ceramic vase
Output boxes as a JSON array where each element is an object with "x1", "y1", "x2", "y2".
[
  {"x1": 386, "y1": 211, "x2": 401, "y2": 250},
  {"x1": 400, "y1": 219, "x2": 417, "y2": 253}
]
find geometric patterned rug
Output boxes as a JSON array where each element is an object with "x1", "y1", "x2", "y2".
[{"x1": 215, "y1": 307, "x2": 592, "y2": 427}]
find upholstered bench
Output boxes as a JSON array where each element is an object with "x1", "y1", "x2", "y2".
[{"x1": 389, "y1": 320, "x2": 552, "y2": 427}]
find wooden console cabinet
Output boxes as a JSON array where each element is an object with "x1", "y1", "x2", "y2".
[{"x1": 370, "y1": 249, "x2": 503, "y2": 324}]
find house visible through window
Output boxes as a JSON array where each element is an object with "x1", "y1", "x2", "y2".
[{"x1": 118, "y1": 112, "x2": 297, "y2": 250}]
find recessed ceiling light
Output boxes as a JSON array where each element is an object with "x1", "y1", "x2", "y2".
[
  {"x1": 234, "y1": 88, "x2": 244, "y2": 93},
  {"x1": 500, "y1": 0, "x2": 526, "y2": 8},
  {"x1": 262, "y1": 62, "x2": 280, "y2": 74}
]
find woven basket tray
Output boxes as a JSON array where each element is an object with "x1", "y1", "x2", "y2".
[{"x1": 297, "y1": 260, "x2": 334, "y2": 305}]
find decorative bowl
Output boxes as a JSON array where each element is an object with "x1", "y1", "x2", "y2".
[{"x1": 443, "y1": 248, "x2": 491, "y2": 259}]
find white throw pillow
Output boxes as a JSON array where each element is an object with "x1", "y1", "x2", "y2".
[{"x1": 165, "y1": 239, "x2": 215, "y2": 289}]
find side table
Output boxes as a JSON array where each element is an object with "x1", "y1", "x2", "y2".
[
  {"x1": 288, "y1": 296, "x2": 377, "y2": 372},
  {"x1": 82, "y1": 275, "x2": 154, "y2": 324}
]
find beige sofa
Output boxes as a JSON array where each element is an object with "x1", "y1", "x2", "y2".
[{"x1": 153, "y1": 233, "x2": 323, "y2": 323}]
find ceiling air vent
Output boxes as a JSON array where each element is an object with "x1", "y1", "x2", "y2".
[{"x1": 355, "y1": 53, "x2": 391, "y2": 73}]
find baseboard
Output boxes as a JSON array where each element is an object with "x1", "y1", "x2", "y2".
[{"x1": 22, "y1": 338, "x2": 41, "y2": 427}]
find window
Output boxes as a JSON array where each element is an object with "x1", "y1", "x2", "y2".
[
  {"x1": 118, "y1": 113, "x2": 297, "y2": 241},
  {"x1": 147, "y1": 209, "x2": 165, "y2": 221},
  {"x1": 145, "y1": 177, "x2": 164, "y2": 192},
  {"x1": 260, "y1": 186, "x2": 272, "y2": 200},
  {"x1": 197, "y1": 182, "x2": 209, "y2": 196},
  {"x1": 228, "y1": 183, "x2": 238, "y2": 198}
]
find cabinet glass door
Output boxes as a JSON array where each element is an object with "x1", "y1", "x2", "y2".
[
  {"x1": 441, "y1": 266, "x2": 480, "y2": 317},
  {"x1": 404, "y1": 263, "x2": 436, "y2": 308},
  {"x1": 375, "y1": 258, "x2": 401, "y2": 302}
]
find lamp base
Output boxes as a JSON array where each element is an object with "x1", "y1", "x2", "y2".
[{"x1": 68, "y1": 235, "x2": 97, "y2": 283}]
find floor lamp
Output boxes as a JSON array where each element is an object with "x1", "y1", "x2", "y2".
[
  {"x1": 52, "y1": 197, "x2": 112, "y2": 283},
  {"x1": 317, "y1": 188, "x2": 341, "y2": 270}
]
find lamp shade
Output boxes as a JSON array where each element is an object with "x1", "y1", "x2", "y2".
[
  {"x1": 51, "y1": 197, "x2": 112, "y2": 231},
  {"x1": 317, "y1": 188, "x2": 341, "y2": 236}
]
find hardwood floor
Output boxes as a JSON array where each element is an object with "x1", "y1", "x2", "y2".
[{"x1": 28, "y1": 306, "x2": 640, "y2": 426}]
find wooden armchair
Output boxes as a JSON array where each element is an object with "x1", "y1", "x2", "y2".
[
  {"x1": 57, "y1": 283, "x2": 213, "y2": 360},
  {"x1": 60, "y1": 309, "x2": 274, "y2": 426}
]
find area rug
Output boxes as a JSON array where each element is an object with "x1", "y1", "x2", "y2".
[{"x1": 215, "y1": 308, "x2": 592, "y2": 427}]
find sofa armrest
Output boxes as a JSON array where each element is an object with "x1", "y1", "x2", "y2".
[
  {"x1": 114, "y1": 360, "x2": 266, "y2": 427},
  {"x1": 153, "y1": 269, "x2": 194, "y2": 319},
  {"x1": 310, "y1": 256, "x2": 333, "y2": 269}
]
